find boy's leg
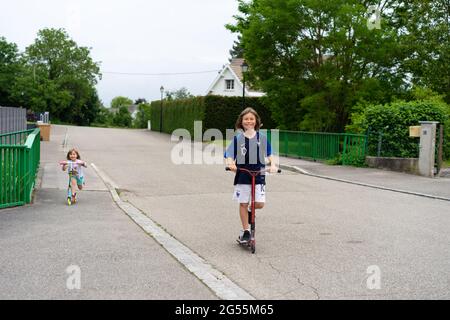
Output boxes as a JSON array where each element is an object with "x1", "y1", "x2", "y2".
[
  {"x1": 239, "y1": 203, "x2": 250, "y2": 231},
  {"x1": 248, "y1": 202, "x2": 265, "y2": 223}
]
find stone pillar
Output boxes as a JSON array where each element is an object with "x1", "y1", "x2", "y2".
[{"x1": 418, "y1": 121, "x2": 438, "y2": 177}]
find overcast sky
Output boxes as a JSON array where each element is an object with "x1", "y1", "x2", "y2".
[{"x1": 0, "y1": 0, "x2": 239, "y2": 107}]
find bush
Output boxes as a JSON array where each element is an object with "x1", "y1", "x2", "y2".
[
  {"x1": 133, "y1": 103, "x2": 151, "y2": 128},
  {"x1": 347, "y1": 100, "x2": 449, "y2": 158},
  {"x1": 112, "y1": 106, "x2": 132, "y2": 127}
]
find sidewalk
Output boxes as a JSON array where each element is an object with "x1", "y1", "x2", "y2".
[
  {"x1": 280, "y1": 157, "x2": 450, "y2": 200},
  {"x1": 0, "y1": 127, "x2": 217, "y2": 299}
]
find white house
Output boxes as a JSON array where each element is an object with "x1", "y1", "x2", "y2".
[{"x1": 206, "y1": 58, "x2": 265, "y2": 97}]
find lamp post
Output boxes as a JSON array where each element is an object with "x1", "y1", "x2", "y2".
[
  {"x1": 241, "y1": 61, "x2": 248, "y2": 109},
  {"x1": 159, "y1": 85, "x2": 164, "y2": 133}
]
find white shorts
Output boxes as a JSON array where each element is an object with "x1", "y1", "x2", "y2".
[{"x1": 232, "y1": 184, "x2": 266, "y2": 203}]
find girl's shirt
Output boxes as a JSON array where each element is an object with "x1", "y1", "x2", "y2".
[
  {"x1": 66, "y1": 160, "x2": 84, "y2": 178},
  {"x1": 224, "y1": 132, "x2": 272, "y2": 185}
]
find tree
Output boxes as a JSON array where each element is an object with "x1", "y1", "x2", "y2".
[
  {"x1": 0, "y1": 37, "x2": 22, "y2": 106},
  {"x1": 226, "y1": 0, "x2": 409, "y2": 131},
  {"x1": 112, "y1": 106, "x2": 132, "y2": 127},
  {"x1": 111, "y1": 96, "x2": 133, "y2": 108},
  {"x1": 134, "y1": 98, "x2": 147, "y2": 105},
  {"x1": 228, "y1": 35, "x2": 244, "y2": 62},
  {"x1": 10, "y1": 28, "x2": 101, "y2": 125},
  {"x1": 165, "y1": 87, "x2": 193, "y2": 101},
  {"x1": 133, "y1": 102, "x2": 151, "y2": 128},
  {"x1": 393, "y1": 0, "x2": 450, "y2": 103}
]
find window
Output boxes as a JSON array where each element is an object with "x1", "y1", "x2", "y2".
[{"x1": 225, "y1": 79, "x2": 234, "y2": 90}]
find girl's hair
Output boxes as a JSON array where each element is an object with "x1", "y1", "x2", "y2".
[
  {"x1": 235, "y1": 107, "x2": 262, "y2": 131},
  {"x1": 67, "y1": 148, "x2": 81, "y2": 160}
]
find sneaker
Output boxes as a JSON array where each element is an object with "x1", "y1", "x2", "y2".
[{"x1": 239, "y1": 230, "x2": 251, "y2": 243}]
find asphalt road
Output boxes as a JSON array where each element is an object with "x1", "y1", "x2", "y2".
[{"x1": 57, "y1": 124, "x2": 450, "y2": 299}]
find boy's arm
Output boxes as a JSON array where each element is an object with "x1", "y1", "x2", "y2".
[
  {"x1": 226, "y1": 157, "x2": 237, "y2": 172},
  {"x1": 224, "y1": 136, "x2": 237, "y2": 172},
  {"x1": 266, "y1": 155, "x2": 279, "y2": 173}
]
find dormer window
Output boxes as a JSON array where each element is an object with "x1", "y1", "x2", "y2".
[{"x1": 225, "y1": 79, "x2": 234, "y2": 90}]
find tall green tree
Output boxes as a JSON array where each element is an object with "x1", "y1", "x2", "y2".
[
  {"x1": 227, "y1": 0, "x2": 408, "y2": 131},
  {"x1": 10, "y1": 28, "x2": 101, "y2": 125},
  {"x1": 165, "y1": 87, "x2": 193, "y2": 101},
  {"x1": 0, "y1": 37, "x2": 22, "y2": 106},
  {"x1": 228, "y1": 35, "x2": 244, "y2": 61},
  {"x1": 111, "y1": 96, "x2": 133, "y2": 108},
  {"x1": 394, "y1": 0, "x2": 450, "y2": 103}
]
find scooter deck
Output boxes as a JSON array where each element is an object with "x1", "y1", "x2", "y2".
[{"x1": 236, "y1": 239, "x2": 251, "y2": 246}]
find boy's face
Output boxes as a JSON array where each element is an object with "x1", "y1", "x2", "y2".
[
  {"x1": 69, "y1": 151, "x2": 78, "y2": 161},
  {"x1": 242, "y1": 113, "x2": 256, "y2": 131}
]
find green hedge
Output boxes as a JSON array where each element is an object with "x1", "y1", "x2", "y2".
[
  {"x1": 203, "y1": 96, "x2": 275, "y2": 136},
  {"x1": 348, "y1": 100, "x2": 449, "y2": 158},
  {"x1": 150, "y1": 97, "x2": 205, "y2": 137},
  {"x1": 150, "y1": 95, "x2": 276, "y2": 138}
]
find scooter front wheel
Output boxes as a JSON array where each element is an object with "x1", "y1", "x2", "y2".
[{"x1": 67, "y1": 197, "x2": 72, "y2": 206}]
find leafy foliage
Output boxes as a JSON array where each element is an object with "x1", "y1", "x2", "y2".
[
  {"x1": 0, "y1": 37, "x2": 21, "y2": 107},
  {"x1": 2, "y1": 29, "x2": 101, "y2": 125},
  {"x1": 165, "y1": 87, "x2": 194, "y2": 101},
  {"x1": 111, "y1": 96, "x2": 133, "y2": 109},
  {"x1": 348, "y1": 99, "x2": 449, "y2": 158},
  {"x1": 112, "y1": 106, "x2": 132, "y2": 127},
  {"x1": 150, "y1": 95, "x2": 275, "y2": 138},
  {"x1": 133, "y1": 102, "x2": 152, "y2": 128},
  {"x1": 226, "y1": 0, "x2": 449, "y2": 132}
]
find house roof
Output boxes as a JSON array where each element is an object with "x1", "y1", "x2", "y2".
[
  {"x1": 206, "y1": 58, "x2": 265, "y2": 96},
  {"x1": 229, "y1": 58, "x2": 245, "y2": 82}
]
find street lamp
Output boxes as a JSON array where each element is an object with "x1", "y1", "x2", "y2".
[
  {"x1": 159, "y1": 85, "x2": 164, "y2": 133},
  {"x1": 241, "y1": 61, "x2": 248, "y2": 109}
]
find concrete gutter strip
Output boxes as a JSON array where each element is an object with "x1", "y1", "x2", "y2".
[
  {"x1": 91, "y1": 163, "x2": 255, "y2": 301},
  {"x1": 280, "y1": 164, "x2": 450, "y2": 202}
]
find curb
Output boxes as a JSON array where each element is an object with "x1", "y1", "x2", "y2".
[
  {"x1": 91, "y1": 163, "x2": 255, "y2": 300},
  {"x1": 280, "y1": 164, "x2": 450, "y2": 202}
]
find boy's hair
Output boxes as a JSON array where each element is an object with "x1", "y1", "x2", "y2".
[
  {"x1": 67, "y1": 148, "x2": 81, "y2": 160},
  {"x1": 235, "y1": 107, "x2": 262, "y2": 131}
]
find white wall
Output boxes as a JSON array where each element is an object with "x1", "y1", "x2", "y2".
[{"x1": 209, "y1": 68, "x2": 244, "y2": 97}]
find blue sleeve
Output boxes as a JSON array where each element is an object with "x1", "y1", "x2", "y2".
[
  {"x1": 224, "y1": 136, "x2": 236, "y2": 159},
  {"x1": 259, "y1": 132, "x2": 272, "y2": 157}
]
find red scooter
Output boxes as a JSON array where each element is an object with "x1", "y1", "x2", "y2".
[{"x1": 226, "y1": 167, "x2": 281, "y2": 254}]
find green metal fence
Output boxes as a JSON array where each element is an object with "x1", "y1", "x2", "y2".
[
  {"x1": 0, "y1": 128, "x2": 40, "y2": 209},
  {"x1": 264, "y1": 130, "x2": 367, "y2": 165}
]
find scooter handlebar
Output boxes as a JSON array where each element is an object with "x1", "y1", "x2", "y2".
[{"x1": 225, "y1": 167, "x2": 281, "y2": 173}]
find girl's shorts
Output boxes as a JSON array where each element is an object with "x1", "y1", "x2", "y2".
[
  {"x1": 232, "y1": 184, "x2": 266, "y2": 203},
  {"x1": 70, "y1": 175, "x2": 85, "y2": 186}
]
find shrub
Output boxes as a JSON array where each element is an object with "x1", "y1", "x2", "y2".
[{"x1": 347, "y1": 100, "x2": 449, "y2": 158}]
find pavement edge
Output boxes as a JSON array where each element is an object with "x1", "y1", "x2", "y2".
[{"x1": 90, "y1": 163, "x2": 255, "y2": 300}]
